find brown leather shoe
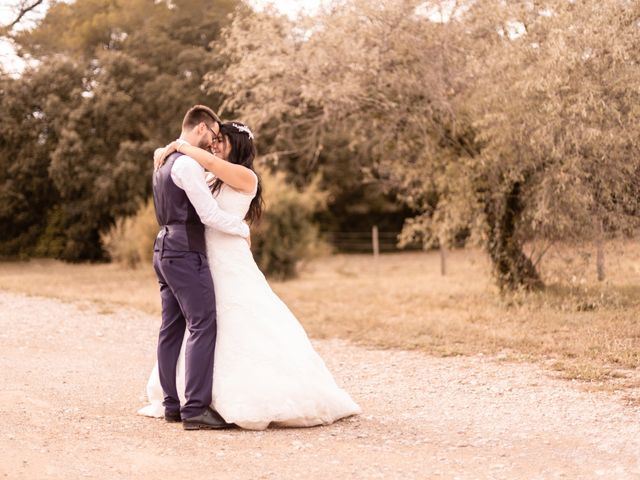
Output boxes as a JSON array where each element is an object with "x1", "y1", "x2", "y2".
[{"x1": 182, "y1": 407, "x2": 234, "y2": 430}]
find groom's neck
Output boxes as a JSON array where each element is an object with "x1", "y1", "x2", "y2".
[{"x1": 179, "y1": 131, "x2": 197, "y2": 146}]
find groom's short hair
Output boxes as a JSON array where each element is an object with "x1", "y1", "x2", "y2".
[{"x1": 182, "y1": 105, "x2": 221, "y2": 130}]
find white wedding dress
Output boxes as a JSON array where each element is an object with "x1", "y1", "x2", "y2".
[{"x1": 138, "y1": 175, "x2": 361, "y2": 429}]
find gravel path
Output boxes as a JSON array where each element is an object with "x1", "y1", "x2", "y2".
[{"x1": 1, "y1": 290, "x2": 639, "y2": 479}]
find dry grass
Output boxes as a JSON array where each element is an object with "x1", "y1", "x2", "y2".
[{"x1": 1, "y1": 242, "x2": 639, "y2": 390}]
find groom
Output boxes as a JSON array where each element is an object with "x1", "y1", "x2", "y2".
[{"x1": 152, "y1": 105, "x2": 249, "y2": 430}]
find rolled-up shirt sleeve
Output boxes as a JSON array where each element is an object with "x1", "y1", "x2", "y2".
[{"x1": 170, "y1": 155, "x2": 249, "y2": 238}]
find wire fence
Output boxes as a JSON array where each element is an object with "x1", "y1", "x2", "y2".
[
  {"x1": 322, "y1": 229, "x2": 418, "y2": 254},
  {"x1": 322, "y1": 228, "x2": 449, "y2": 275}
]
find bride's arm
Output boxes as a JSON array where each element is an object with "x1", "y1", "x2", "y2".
[
  {"x1": 176, "y1": 143, "x2": 256, "y2": 193},
  {"x1": 153, "y1": 142, "x2": 255, "y2": 193}
]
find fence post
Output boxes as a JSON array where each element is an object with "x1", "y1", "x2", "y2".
[
  {"x1": 596, "y1": 219, "x2": 605, "y2": 282},
  {"x1": 440, "y1": 244, "x2": 448, "y2": 276},
  {"x1": 372, "y1": 225, "x2": 380, "y2": 259}
]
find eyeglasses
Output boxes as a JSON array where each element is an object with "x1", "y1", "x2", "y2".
[{"x1": 204, "y1": 123, "x2": 223, "y2": 143}]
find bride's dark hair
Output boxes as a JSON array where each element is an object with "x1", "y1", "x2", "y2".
[{"x1": 210, "y1": 121, "x2": 263, "y2": 224}]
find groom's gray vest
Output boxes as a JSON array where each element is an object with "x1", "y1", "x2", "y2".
[{"x1": 153, "y1": 152, "x2": 206, "y2": 254}]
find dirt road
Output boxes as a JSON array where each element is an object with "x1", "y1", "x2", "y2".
[{"x1": 1, "y1": 291, "x2": 639, "y2": 479}]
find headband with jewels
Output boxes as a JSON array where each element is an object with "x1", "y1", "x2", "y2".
[{"x1": 231, "y1": 123, "x2": 254, "y2": 140}]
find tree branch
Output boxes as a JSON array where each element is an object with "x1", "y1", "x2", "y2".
[{"x1": 4, "y1": 0, "x2": 45, "y2": 31}]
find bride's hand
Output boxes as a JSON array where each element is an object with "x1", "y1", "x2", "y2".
[
  {"x1": 153, "y1": 142, "x2": 179, "y2": 171},
  {"x1": 153, "y1": 148, "x2": 165, "y2": 170}
]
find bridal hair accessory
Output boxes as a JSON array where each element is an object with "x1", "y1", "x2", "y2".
[{"x1": 231, "y1": 123, "x2": 254, "y2": 140}]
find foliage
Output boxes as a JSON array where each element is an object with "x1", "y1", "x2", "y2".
[
  {"x1": 211, "y1": 0, "x2": 640, "y2": 290},
  {"x1": 0, "y1": 0, "x2": 243, "y2": 260},
  {"x1": 465, "y1": 0, "x2": 640, "y2": 289},
  {"x1": 47, "y1": 52, "x2": 157, "y2": 260},
  {"x1": 4, "y1": 0, "x2": 640, "y2": 290},
  {"x1": 251, "y1": 170, "x2": 329, "y2": 279},
  {"x1": 1, "y1": 0, "x2": 409, "y2": 265},
  {"x1": 211, "y1": 0, "x2": 483, "y2": 263},
  {"x1": 0, "y1": 57, "x2": 84, "y2": 258},
  {"x1": 208, "y1": 8, "x2": 415, "y2": 240},
  {"x1": 101, "y1": 199, "x2": 157, "y2": 268}
]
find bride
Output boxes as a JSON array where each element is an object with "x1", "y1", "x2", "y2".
[{"x1": 138, "y1": 121, "x2": 361, "y2": 430}]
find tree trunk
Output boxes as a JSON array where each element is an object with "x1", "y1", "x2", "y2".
[{"x1": 484, "y1": 181, "x2": 543, "y2": 291}]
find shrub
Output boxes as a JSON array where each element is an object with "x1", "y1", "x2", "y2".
[
  {"x1": 101, "y1": 200, "x2": 158, "y2": 268},
  {"x1": 253, "y1": 171, "x2": 328, "y2": 279}
]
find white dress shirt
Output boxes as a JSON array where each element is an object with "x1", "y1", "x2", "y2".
[{"x1": 170, "y1": 151, "x2": 249, "y2": 238}]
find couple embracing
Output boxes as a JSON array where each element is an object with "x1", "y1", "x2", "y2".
[{"x1": 137, "y1": 105, "x2": 361, "y2": 430}]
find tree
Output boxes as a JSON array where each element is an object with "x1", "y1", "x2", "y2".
[
  {"x1": 466, "y1": 0, "x2": 640, "y2": 288},
  {"x1": 0, "y1": 58, "x2": 84, "y2": 258},
  {"x1": 210, "y1": 0, "x2": 640, "y2": 290},
  {"x1": 210, "y1": 2, "x2": 446, "y2": 244},
  {"x1": 0, "y1": 0, "x2": 243, "y2": 260},
  {"x1": 212, "y1": 1, "x2": 475, "y2": 248},
  {"x1": 47, "y1": 51, "x2": 157, "y2": 260}
]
